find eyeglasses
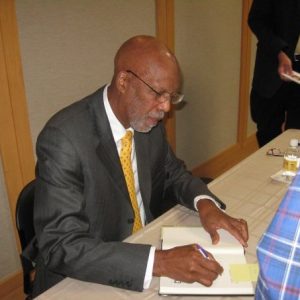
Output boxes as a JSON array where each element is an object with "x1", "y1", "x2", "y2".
[
  {"x1": 126, "y1": 70, "x2": 184, "y2": 105},
  {"x1": 266, "y1": 148, "x2": 284, "y2": 157}
]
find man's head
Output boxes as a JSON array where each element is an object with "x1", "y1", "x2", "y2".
[{"x1": 108, "y1": 35, "x2": 182, "y2": 132}]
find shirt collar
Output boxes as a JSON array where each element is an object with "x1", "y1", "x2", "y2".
[{"x1": 103, "y1": 84, "x2": 133, "y2": 143}]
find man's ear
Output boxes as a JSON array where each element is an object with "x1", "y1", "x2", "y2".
[{"x1": 116, "y1": 71, "x2": 128, "y2": 94}]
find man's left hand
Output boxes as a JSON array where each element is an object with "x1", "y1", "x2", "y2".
[{"x1": 197, "y1": 199, "x2": 248, "y2": 247}]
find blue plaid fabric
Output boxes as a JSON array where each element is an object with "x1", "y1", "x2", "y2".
[{"x1": 255, "y1": 173, "x2": 300, "y2": 299}]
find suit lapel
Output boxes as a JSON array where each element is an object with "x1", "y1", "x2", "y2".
[
  {"x1": 89, "y1": 88, "x2": 129, "y2": 199},
  {"x1": 96, "y1": 137, "x2": 129, "y2": 198}
]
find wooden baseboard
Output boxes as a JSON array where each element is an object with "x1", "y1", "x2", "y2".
[
  {"x1": 0, "y1": 270, "x2": 24, "y2": 300},
  {"x1": 192, "y1": 134, "x2": 258, "y2": 179}
]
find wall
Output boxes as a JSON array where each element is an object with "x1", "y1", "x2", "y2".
[
  {"x1": 175, "y1": 0, "x2": 242, "y2": 169},
  {"x1": 15, "y1": 0, "x2": 156, "y2": 148}
]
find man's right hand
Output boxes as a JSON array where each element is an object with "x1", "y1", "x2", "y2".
[
  {"x1": 153, "y1": 244, "x2": 223, "y2": 287},
  {"x1": 278, "y1": 51, "x2": 293, "y2": 80}
]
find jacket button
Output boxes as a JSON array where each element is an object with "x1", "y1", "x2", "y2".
[{"x1": 127, "y1": 218, "x2": 134, "y2": 224}]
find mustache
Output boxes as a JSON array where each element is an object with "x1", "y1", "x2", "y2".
[{"x1": 148, "y1": 110, "x2": 165, "y2": 120}]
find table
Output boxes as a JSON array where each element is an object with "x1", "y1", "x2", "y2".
[{"x1": 36, "y1": 129, "x2": 300, "y2": 300}]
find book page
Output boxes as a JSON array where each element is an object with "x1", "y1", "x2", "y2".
[
  {"x1": 159, "y1": 227, "x2": 254, "y2": 295},
  {"x1": 161, "y1": 227, "x2": 244, "y2": 254}
]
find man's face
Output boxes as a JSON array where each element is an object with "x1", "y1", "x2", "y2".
[
  {"x1": 126, "y1": 69, "x2": 180, "y2": 133},
  {"x1": 128, "y1": 90, "x2": 166, "y2": 133}
]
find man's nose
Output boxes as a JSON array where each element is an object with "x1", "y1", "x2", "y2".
[{"x1": 158, "y1": 99, "x2": 171, "y2": 112}]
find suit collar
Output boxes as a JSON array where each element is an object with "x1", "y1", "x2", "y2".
[
  {"x1": 89, "y1": 87, "x2": 129, "y2": 198},
  {"x1": 102, "y1": 84, "x2": 128, "y2": 142}
]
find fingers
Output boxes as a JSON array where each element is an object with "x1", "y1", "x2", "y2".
[
  {"x1": 238, "y1": 218, "x2": 249, "y2": 243},
  {"x1": 208, "y1": 229, "x2": 220, "y2": 245},
  {"x1": 235, "y1": 218, "x2": 248, "y2": 246},
  {"x1": 154, "y1": 245, "x2": 223, "y2": 287},
  {"x1": 195, "y1": 258, "x2": 223, "y2": 286},
  {"x1": 198, "y1": 251, "x2": 224, "y2": 275},
  {"x1": 226, "y1": 217, "x2": 249, "y2": 247},
  {"x1": 200, "y1": 206, "x2": 249, "y2": 247},
  {"x1": 190, "y1": 248, "x2": 224, "y2": 286}
]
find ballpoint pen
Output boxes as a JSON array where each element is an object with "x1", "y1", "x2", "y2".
[{"x1": 196, "y1": 244, "x2": 210, "y2": 259}]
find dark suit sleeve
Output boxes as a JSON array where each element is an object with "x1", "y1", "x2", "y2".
[
  {"x1": 248, "y1": 0, "x2": 289, "y2": 56},
  {"x1": 34, "y1": 126, "x2": 150, "y2": 291},
  {"x1": 159, "y1": 126, "x2": 226, "y2": 211}
]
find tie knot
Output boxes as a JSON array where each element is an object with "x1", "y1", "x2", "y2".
[
  {"x1": 122, "y1": 130, "x2": 133, "y2": 142},
  {"x1": 121, "y1": 130, "x2": 133, "y2": 151}
]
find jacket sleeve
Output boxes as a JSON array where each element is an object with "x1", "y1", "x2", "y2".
[{"x1": 34, "y1": 126, "x2": 150, "y2": 291}]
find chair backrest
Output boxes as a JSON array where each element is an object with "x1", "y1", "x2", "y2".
[{"x1": 15, "y1": 179, "x2": 36, "y2": 297}]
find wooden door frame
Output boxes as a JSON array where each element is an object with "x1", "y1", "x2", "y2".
[
  {"x1": 156, "y1": 0, "x2": 176, "y2": 150},
  {"x1": 0, "y1": 0, "x2": 35, "y2": 246},
  {"x1": 0, "y1": 0, "x2": 35, "y2": 297}
]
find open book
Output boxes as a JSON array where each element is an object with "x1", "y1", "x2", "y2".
[{"x1": 159, "y1": 227, "x2": 254, "y2": 296}]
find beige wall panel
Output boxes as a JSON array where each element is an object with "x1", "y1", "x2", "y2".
[
  {"x1": 174, "y1": 0, "x2": 242, "y2": 169},
  {"x1": 0, "y1": 157, "x2": 20, "y2": 280},
  {"x1": 15, "y1": 0, "x2": 155, "y2": 148}
]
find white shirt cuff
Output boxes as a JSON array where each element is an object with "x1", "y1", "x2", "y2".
[
  {"x1": 193, "y1": 195, "x2": 223, "y2": 210},
  {"x1": 143, "y1": 246, "x2": 156, "y2": 289}
]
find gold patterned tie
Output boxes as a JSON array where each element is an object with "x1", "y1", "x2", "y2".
[{"x1": 120, "y1": 131, "x2": 142, "y2": 233}]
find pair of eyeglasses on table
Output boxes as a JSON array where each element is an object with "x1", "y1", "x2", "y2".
[{"x1": 266, "y1": 148, "x2": 284, "y2": 157}]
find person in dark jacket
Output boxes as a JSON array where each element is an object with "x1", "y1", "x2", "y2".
[{"x1": 248, "y1": 0, "x2": 300, "y2": 147}]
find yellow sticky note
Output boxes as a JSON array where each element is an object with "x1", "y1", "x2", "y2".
[{"x1": 229, "y1": 263, "x2": 259, "y2": 283}]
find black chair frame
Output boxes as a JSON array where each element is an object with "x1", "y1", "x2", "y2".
[{"x1": 15, "y1": 180, "x2": 36, "y2": 299}]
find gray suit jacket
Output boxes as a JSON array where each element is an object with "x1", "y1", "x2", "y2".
[{"x1": 33, "y1": 86, "x2": 224, "y2": 296}]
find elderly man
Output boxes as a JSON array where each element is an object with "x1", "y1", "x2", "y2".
[{"x1": 32, "y1": 35, "x2": 248, "y2": 297}]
